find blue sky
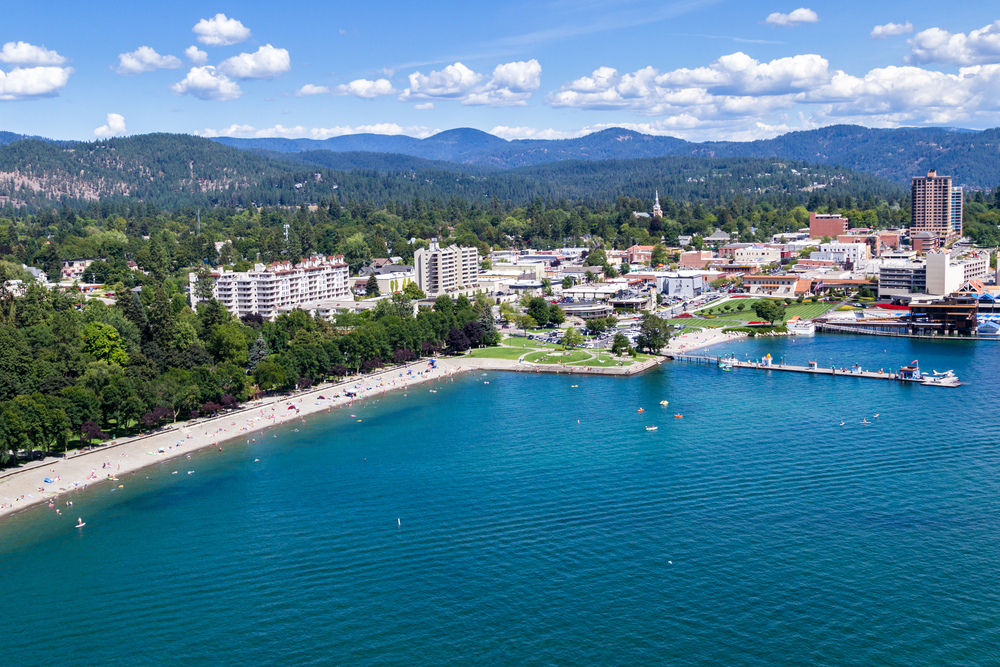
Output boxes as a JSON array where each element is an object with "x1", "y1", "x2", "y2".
[{"x1": 2, "y1": 1, "x2": 999, "y2": 142}]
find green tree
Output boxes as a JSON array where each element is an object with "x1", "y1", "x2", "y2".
[
  {"x1": 248, "y1": 334, "x2": 268, "y2": 372},
  {"x1": 611, "y1": 332, "x2": 630, "y2": 355},
  {"x1": 561, "y1": 276, "x2": 573, "y2": 289},
  {"x1": 548, "y1": 304, "x2": 566, "y2": 325},
  {"x1": 402, "y1": 282, "x2": 426, "y2": 300},
  {"x1": 365, "y1": 273, "x2": 380, "y2": 296},
  {"x1": 561, "y1": 328, "x2": 584, "y2": 348},
  {"x1": 341, "y1": 233, "x2": 372, "y2": 274},
  {"x1": 636, "y1": 312, "x2": 670, "y2": 353},
  {"x1": 255, "y1": 359, "x2": 291, "y2": 391},
  {"x1": 753, "y1": 299, "x2": 786, "y2": 324},
  {"x1": 526, "y1": 297, "x2": 551, "y2": 326},
  {"x1": 82, "y1": 322, "x2": 129, "y2": 366}
]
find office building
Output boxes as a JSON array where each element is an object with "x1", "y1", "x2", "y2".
[
  {"x1": 911, "y1": 169, "x2": 963, "y2": 242},
  {"x1": 809, "y1": 213, "x2": 849, "y2": 239}
]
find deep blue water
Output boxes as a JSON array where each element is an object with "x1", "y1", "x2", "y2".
[{"x1": 2, "y1": 334, "x2": 998, "y2": 666}]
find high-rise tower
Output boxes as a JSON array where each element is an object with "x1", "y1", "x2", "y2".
[{"x1": 911, "y1": 170, "x2": 962, "y2": 243}]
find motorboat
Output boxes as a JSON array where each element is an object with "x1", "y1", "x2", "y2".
[{"x1": 645, "y1": 426, "x2": 658, "y2": 431}]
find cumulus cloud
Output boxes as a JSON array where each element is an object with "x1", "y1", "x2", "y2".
[
  {"x1": 296, "y1": 84, "x2": 330, "y2": 96},
  {"x1": 415, "y1": 102, "x2": 434, "y2": 110},
  {"x1": 490, "y1": 126, "x2": 579, "y2": 140},
  {"x1": 0, "y1": 41, "x2": 67, "y2": 65},
  {"x1": 906, "y1": 21, "x2": 1000, "y2": 66},
  {"x1": 93, "y1": 113, "x2": 127, "y2": 138},
  {"x1": 400, "y1": 62, "x2": 484, "y2": 101},
  {"x1": 548, "y1": 53, "x2": 830, "y2": 116},
  {"x1": 0, "y1": 65, "x2": 73, "y2": 100},
  {"x1": 543, "y1": 49, "x2": 1000, "y2": 140},
  {"x1": 765, "y1": 8, "x2": 819, "y2": 26},
  {"x1": 334, "y1": 78, "x2": 396, "y2": 98},
  {"x1": 193, "y1": 13, "x2": 250, "y2": 46},
  {"x1": 871, "y1": 22, "x2": 913, "y2": 39},
  {"x1": 185, "y1": 46, "x2": 208, "y2": 65},
  {"x1": 218, "y1": 45, "x2": 290, "y2": 80},
  {"x1": 170, "y1": 66, "x2": 241, "y2": 101},
  {"x1": 195, "y1": 123, "x2": 439, "y2": 139},
  {"x1": 116, "y1": 47, "x2": 182, "y2": 75},
  {"x1": 400, "y1": 59, "x2": 542, "y2": 106}
]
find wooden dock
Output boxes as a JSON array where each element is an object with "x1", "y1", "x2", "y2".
[{"x1": 668, "y1": 354, "x2": 961, "y2": 386}]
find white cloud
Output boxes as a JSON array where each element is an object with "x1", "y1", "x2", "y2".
[
  {"x1": 400, "y1": 62, "x2": 484, "y2": 101},
  {"x1": 218, "y1": 45, "x2": 290, "y2": 80},
  {"x1": 490, "y1": 126, "x2": 580, "y2": 140},
  {"x1": 310, "y1": 123, "x2": 438, "y2": 139},
  {"x1": 296, "y1": 84, "x2": 330, "y2": 96},
  {"x1": 543, "y1": 49, "x2": 1000, "y2": 140},
  {"x1": 185, "y1": 46, "x2": 208, "y2": 65},
  {"x1": 0, "y1": 41, "x2": 67, "y2": 66},
  {"x1": 93, "y1": 113, "x2": 127, "y2": 138},
  {"x1": 765, "y1": 8, "x2": 819, "y2": 27},
  {"x1": 0, "y1": 65, "x2": 73, "y2": 100},
  {"x1": 547, "y1": 53, "x2": 829, "y2": 115},
  {"x1": 871, "y1": 22, "x2": 913, "y2": 39},
  {"x1": 195, "y1": 123, "x2": 439, "y2": 139},
  {"x1": 414, "y1": 102, "x2": 434, "y2": 110},
  {"x1": 400, "y1": 59, "x2": 542, "y2": 106},
  {"x1": 116, "y1": 47, "x2": 182, "y2": 75},
  {"x1": 906, "y1": 21, "x2": 1000, "y2": 66},
  {"x1": 170, "y1": 66, "x2": 242, "y2": 101},
  {"x1": 334, "y1": 78, "x2": 396, "y2": 98},
  {"x1": 193, "y1": 13, "x2": 250, "y2": 46}
]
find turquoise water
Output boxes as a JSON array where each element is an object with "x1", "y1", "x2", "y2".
[{"x1": 2, "y1": 334, "x2": 999, "y2": 666}]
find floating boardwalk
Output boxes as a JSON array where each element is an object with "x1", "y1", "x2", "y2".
[{"x1": 667, "y1": 354, "x2": 962, "y2": 387}]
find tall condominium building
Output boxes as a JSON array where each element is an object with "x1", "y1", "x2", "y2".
[
  {"x1": 413, "y1": 239, "x2": 479, "y2": 297},
  {"x1": 189, "y1": 255, "x2": 349, "y2": 319},
  {"x1": 912, "y1": 169, "x2": 963, "y2": 242}
]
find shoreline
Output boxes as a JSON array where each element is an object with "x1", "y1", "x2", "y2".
[
  {"x1": 0, "y1": 358, "x2": 472, "y2": 523},
  {"x1": 0, "y1": 327, "x2": 740, "y2": 524}
]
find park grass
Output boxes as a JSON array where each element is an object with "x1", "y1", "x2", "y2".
[
  {"x1": 698, "y1": 299, "x2": 835, "y2": 322},
  {"x1": 501, "y1": 336, "x2": 561, "y2": 350},
  {"x1": 666, "y1": 317, "x2": 741, "y2": 329},
  {"x1": 524, "y1": 349, "x2": 592, "y2": 364},
  {"x1": 466, "y1": 347, "x2": 531, "y2": 360},
  {"x1": 567, "y1": 356, "x2": 635, "y2": 367}
]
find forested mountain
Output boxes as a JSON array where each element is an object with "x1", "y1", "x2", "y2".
[
  {"x1": 0, "y1": 133, "x2": 905, "y2": 213},
  {"x1": 215, "y1": 125, "x2": 1000, "y2": 189},
  {"x1": 255, "y1": 149, "x2": 499, "y2": 175}
]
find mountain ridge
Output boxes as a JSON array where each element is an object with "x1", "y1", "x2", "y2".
[{"x1": 212, "y1": 124, "x2": 1000, "y2": 188}]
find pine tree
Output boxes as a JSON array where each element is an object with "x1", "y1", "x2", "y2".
[
  {"x1": 248, "y1": 334, "x2": 268, "y2": 372},
  {"x1": 365, "y1": 273, "x2": 380, "y2": 296}
]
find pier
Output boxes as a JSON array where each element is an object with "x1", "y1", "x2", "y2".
[{"x1": 668, "y1": 354, "x2": 961, "y2": 387}]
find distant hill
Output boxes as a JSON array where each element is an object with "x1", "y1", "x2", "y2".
[
  {"x1": 214, "y1": 124, "x2": 1000, "y2": 189},
  {"x1": 0, "y1": 132, "x2": 905, "y2": 211}
]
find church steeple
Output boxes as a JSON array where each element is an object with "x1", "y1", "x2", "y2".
[{"x1": 653, "y1": 189, "x2": 662, "y2": 218}]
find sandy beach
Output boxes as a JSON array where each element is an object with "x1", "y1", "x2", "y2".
[
  {"x1": 0, "y1": 358, "x2": 474, "y2": 522},
  {"x1": 0, "y1": 327, "x2": 746, "y2": 523}
]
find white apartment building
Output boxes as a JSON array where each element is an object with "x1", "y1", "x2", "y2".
[
  {"x1": 189, "y1": 255, "x2": 350, "y2": 320},
  {"x1": 413, "y1": 239, "x2": 479, "y2": 297}
]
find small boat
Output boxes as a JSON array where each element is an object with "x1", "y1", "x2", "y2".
[
  {"x1": 637, "y1": 408, "x2": 645, "y2": 413},
  {"x1": 659, "y1": 400, "x2": 669, "y2": 406},
  {"x1": 645, "y1": 426, "x2": 658, "y2": 431},
  {"x1": 674, "y1": 414, "x2": 683, "y2": 418}
]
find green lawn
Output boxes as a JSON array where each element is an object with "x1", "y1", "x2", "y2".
[
  {"x1": 567, "y1": 356, "x2": 635, "y2": 367},
  {"x1": 696, "y1": 299, "x2": 835, "y2": 322},
  {"x1": 666, "y1": 318, "x2": 742, "y2": 328},
  {"x1": 466, "y1": 347, "x2": 531, "y2": 360},
  {"x1": 501, "y1": 336, "x2": 561, "y2": 350},
  {"x1": 524, "y1": 349, "x2": 592, "y2": 364}
]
